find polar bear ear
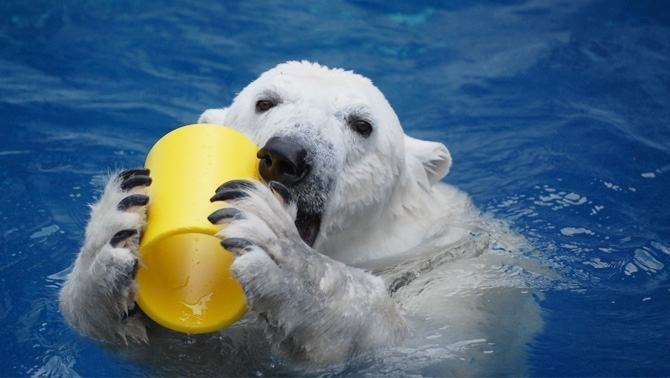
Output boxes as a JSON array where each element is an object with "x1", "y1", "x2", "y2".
[
  {"x1": 404, "y1": 135, "x2": 452, "y2": 186},
  {"x1": 198, "y1": 107, "x2": 229, "y2": 125}
]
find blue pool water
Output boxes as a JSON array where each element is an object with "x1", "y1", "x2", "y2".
[{"x1": 1, "y1": 0, "x2": 669, "y2": 376}]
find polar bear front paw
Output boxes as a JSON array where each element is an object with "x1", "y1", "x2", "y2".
[
  {"x1": 208, "y1": 179, "x2": 303, "y2": 270},
  {"x1": 208, "y1": 179, "x2": 322, "y2": 300},
  {"x1": 91, "y1": 168, "x2": 151, "y2": 288},
  {"x1": 60, "y1": 168, "x2": 152, "y2": 342},
  {"x1": 208, "y1": 179, "x2": 334, "y2": 359},
  {"x1": 86, "y1": 168, "x2": 151, "y2": 252}
]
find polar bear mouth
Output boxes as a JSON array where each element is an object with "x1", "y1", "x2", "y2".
[{"x1": 295, "y1": 210, "x2": 321, "y2": 247}]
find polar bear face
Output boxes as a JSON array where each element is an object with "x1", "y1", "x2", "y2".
[{"x1": 201, "y1": 61, "x2": 452, "y2": 259}]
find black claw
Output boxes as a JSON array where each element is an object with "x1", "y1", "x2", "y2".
[
  {"x1": 214, "y1": 179, "x2": 256, "y2": 194},
  {"x1": 269, "y1": 181, "x2": 293, "y2": 205},
  {"x1": 207, "y1": 207, "x2": 245, "y2": 224},
  {"x1": 210, "y1": 189, "x2": 249, "y2": 203},
  {"x1": 117, "y1": 194, "x2": 150, "y2": 211},
  {"x1": 120, "y1": 175, "x2": 152, "y2": 191},
  {"x1": 118, "y1": 168, "x2": 150, "y2": 181},
  {"x1": 110, "y1": 229, "x2": 138, "y2": 248},
  {"x1": 221, "y1": 238, "x2": 254, "y2": 252}
]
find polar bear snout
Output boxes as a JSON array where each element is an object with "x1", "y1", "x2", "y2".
[
  {"x1": 257, "y1": 136, "x2": 311, "y2": 187},
  {"x1": 256, "y1": 134, "x2": 327, "y2": 247}
]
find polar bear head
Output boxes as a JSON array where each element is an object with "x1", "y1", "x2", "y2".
[{"x1": 200, "y1": 61, "x2": 452, "y2": 258}]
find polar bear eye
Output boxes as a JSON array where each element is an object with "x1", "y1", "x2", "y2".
[
  {"x1": 350, "y1": 119, "x2": 373, "y2": 138},
  {"x1": 256, "y1": 99, "x2": 277, "y2": 113}
]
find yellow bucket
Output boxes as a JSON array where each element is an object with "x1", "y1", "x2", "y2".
[{"x1": 136, "y1": 124, "x2": 258, "y2": 333}]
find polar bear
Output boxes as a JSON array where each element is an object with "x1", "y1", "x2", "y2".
[{"x1": 60, "y1": 61, "x2": 542, "y2": 374}]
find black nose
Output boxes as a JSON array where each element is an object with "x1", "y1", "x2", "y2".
[{"x1": 257, "y1": 136, "x2": 310, "y2": 186}]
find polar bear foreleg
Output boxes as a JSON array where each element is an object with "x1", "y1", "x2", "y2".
[{"x1": 209, "y1": 180, "x2": 409, "y2": 369}]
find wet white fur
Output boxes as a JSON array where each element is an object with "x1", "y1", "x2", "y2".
[{"x1": 60, "y1": 61, "x2": 538, "y2": 372}]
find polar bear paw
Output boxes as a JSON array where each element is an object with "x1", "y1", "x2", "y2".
[
  {"x1": 60, "y1": 168, "x2": 152, "y2": 343},
  {"x1": 208, "y1": 179, "x2": 341, "y2": 362},
  {"x1": 208, "y1": 179, "x2": 309, "y2": 285},
  {"x1": 208, "y1": 179, "x2": 326, "y2": 308},
  {"x1": 87, "y1": 168, "x2": 151, "y2": 275},
  {"x1": 84, "y1": 169, "x2": 151, "y2": 313}
]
